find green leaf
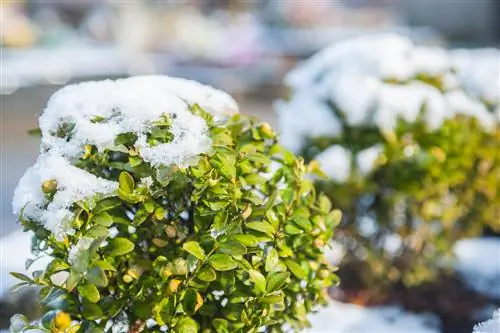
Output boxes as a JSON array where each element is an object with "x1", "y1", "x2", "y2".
[
  {"x1": 232, "y1": 234, "x2": 259, "y2": 247},
  {"x1": 82, "y1": 301, "x2": 103, "y2": 320},
  {"x1": 10, "y1": 272, "x2": 33, "y2": 283},
  {"x1": 213, "y1": 318, "x2": 229, "y2": 333},
  {"x1": 182, "y1": 288, "x2": 203, "y2": 314},
  {"x1": 78, "y1": 283, "x2": 100, "y2": 303},
  {"x1": 209, "y1": 254, "x2": 238, "y2": 271},
  {"x1": 248, "y1": 269, "x2": 266, "y2": 293},
  {"x1": 177, "y1": 316, "x2": 198, "y2": 333},
  {"x1": 285, "y1": 260, "x2": 307, "y2": 279},
  {"x1": 292, "y1": 217, "x2": 313, "y2": 231},
  {"x1": 119, "y1": 171, "x2": 135, "y2": 193},
  {"x1": 261, "y1": 294, "x2": 284, "y2": 303},
  {"x1": 265, "y1": 248, "x2": 280, "y2": 272},
  {"x1": 93, "y1": 212, "x2": 113, "y2": 227},
  {"x1": 246, "y1": 221, "x2": 275, "y2": 237},
  {"x1": 87, "y1": 266, "x2": 108, "y2": 287},
  {"x1": 218, "y1": 240, "x2": 247, "y2": 256},
  {"x1": 182, "y1": 241, "x2": 206, "y2": 260},
  {"x1": 106, "y1": 237, "x2": 135, "y2": 256},
  {"x1": 266, "y1": 271, "x2": 290, "y2": 292},
  {"x1": 94, "y1": 260, "x2": 116, "y2": 271},
  {"x1": 197, "y1": 266, "x2": 216, "y2": 282},
  {"x1": 85, "y1": 225, "x2": 109, "y2": 238}
]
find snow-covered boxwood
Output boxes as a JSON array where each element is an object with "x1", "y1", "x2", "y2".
[
  {"x1": 277, "y1": 34, "x2": 500, "y2": 292},
  {"x1": 11, "y1": 76, "x2": 338, "y2": 332}
]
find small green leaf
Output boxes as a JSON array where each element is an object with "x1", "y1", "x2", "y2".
[
  {"x1": 10, "y1": 272, "x2": 32, "y2": 283},
  {"x1": 261, "y1": 294, "x2": 284, "y2": 303},
  {"x1": 209, "y1": 254, "x2": 238, "y2": 271},
  {"x1": 87, "y1": 266, "x2": 108, "y2": 287},
  {"x1": 78, "y1": 283, "x2": 100, "y2": 303},
  {"x1": 246, "y1": 221, "x2": 275, "y2": 237},
  {"x1": 213, "y1": 318, "x2": 229, "y2": 333},
  {"x1": 182, "y1": 288, "x2": 203, "y2": 314},
  {"x1": 266, "y1": 271, "x2": 290, "y2": 292},
  {"x1": 249, "y1": 269, "x2": 266, "y2": 293},
  {"x1": 119, "y1": 171, "x2": 135, "y2": 193},
  {"x1": 265, "y1": 248, "x2": 280, "y2": 272},
  {"x1": 106, "y1": 237, "x2": 135, "y2": 256},
  {"x1": 183, "y1": 241, "x2": 206, "y2": 260},
  {"x1": 85, "y1": 225, "x2": 109, "y2": 238},
  {"x1": 94, "y1": 260, "x2": 116, "y2": 271},
  {"x1": 82, "y1": 301, "x2": 103, "y2": 319},
  {"x1": 197, "y1": 266, "x2": 216, "y2": 282},
  {"x1": 177, "y1": 316, "x2": 198, "y2": 333},
  {"x1": 232, "y1": 234, "x2": 259, "y2": 247},
  {"x1": 218, "y1": 240, "x2": 247, "y2": 256},
  {"x1": 93, "y1": 212, "x2": 113, "y2": 227},
  {"x1": 285, "y1": 260, "x2": 307, "y2": 279}
]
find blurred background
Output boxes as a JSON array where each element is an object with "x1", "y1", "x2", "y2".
[
  {"x1": 0, "y1": 0, "x2": 499, "y2": 330},
  {"x1": 2, "y1": 0, "x2": 500, "y2": 238},
  {"x1": 1, "y1": 0, "x2": 500, "y2": 263}
]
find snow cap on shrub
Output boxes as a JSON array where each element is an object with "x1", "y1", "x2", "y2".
[
  {"x1": 473, "y1": 309, "x2": 500, "y2": 333},
  {"x1": 12, "y1": 76, "x2": 338, "y2": 333},
  {"x1": 277, "y1": 34, "x2": 500, "y2": 291}
]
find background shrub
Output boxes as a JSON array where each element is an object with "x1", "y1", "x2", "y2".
[
  {"x1": 277, "y1": 34, "x2": 500, "y2": 293},
  {"x1": 11, "y1": 76, "x2": 338, "y2": 333}
]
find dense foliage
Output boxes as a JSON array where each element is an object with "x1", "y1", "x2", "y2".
[
  {"x1": 11, "y1": 77, "x2": 338, "y2": 333},
  {"x1": 277, "y1": 34, "x2": 500, "y2": 294}
]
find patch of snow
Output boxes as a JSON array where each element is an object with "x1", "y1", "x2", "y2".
[
  {"x1": 454, "y1": 238, "x2": 500, "y2": 299},
  {"x1": 276, "y1": 92, "x2": 342, "y2": 153},
  {"x1": 451, "y1": 48, "x2": 500, "y2": 108},
  {"x1": 308, "y1": 301, "x2": 440, "y2": 333},
  {"x1": 0, "y1": 230, "x2": 51, "y2": 298},
  {"x1": 314, "y1": 146, "x2": 351, "y2": 182},
  {"x1": 12, "y1": 153, "x2": 118, "y2": 240},
  {"x1": 355, "y1": 145, "x2": 383, "y2": 175},
  {"x1": 473, "y1": 309, "x2": 500, "y2": 333}
]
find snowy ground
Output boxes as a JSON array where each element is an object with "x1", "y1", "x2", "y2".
[{"x1": 0, "y1": 230, "x2": 498, "y2": 332}]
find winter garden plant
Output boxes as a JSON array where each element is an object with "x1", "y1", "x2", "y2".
[
  {"x1": 10, "y1": 76, "x2": 339, "y2": 333},
  {"x1": 277, "y1": 34, "x2": 500, "y2": 295}
]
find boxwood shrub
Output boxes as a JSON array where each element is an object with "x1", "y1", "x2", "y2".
[
  {"x1": 277, "y1": 34, "x2": 500, "y2": 294},
  {"x1": 10, "y1": 76, "x2": 338, "y2": 333}
]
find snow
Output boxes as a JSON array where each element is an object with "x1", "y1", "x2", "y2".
[
  {"x1": 307, "y1": 301, "x2": 440, "y2": 333},
  {"x1": 12, "y1": 76, "x2": 239, "y2": 240},
  {"x1": 276, "y1": 92, "x2": 342, "y2": 153},
  {"x1": 12, "y1": 153, "x2": 119, "y2": 240},
  {"x1": 473, "y1": 309, "x2": 500, "y2": 333},
  {"x1": 454, "y1": 238, "x2": 500, "y2": 299},
  {"x1": 0, "y1": 230, "x2": 51, "y2": 298},
  {"x1": 355, "y1": 145, "x2": 383, "y2": 175},
  {"x1": 314, "y1": 145, "x2": 352, "y2": 182},
  {"x1": 278, "y1": 33, "x2": 499, "y2": 154}
]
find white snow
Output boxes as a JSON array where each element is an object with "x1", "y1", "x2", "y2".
[
  {"x1": 314, "y1": 145, "x2": 352, "y2": 182},
  {"x1": 278, "y1": 33, "x2": 499, "y2": 154},
  {"x1": 68, "y1": 237, "x2": 95, "y2": 266},
  {"x1": 0, "y1": 230, "x2": 51, "y2": 298},
  {"x1": 12, "y1": 153, "x2": 118, "y2": 240},
  {"x1": 307, "y1": 301, "x2": 439, "y2": 333},
  {"x1": 355, "y1": 145, "x2": 383, "y2": 175},
  {"x1": 454, "y1": 238, "x2": 500, "y2": 299},
  {"x1": 473, "y1": 309, "x2": 500, "y2": 333},
  {"x1": 12, "y1": 76, "x2": 239, "y2": 240},
  {"x1": 276, "y1": 92, "x2": 342, "y2": 153}
]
